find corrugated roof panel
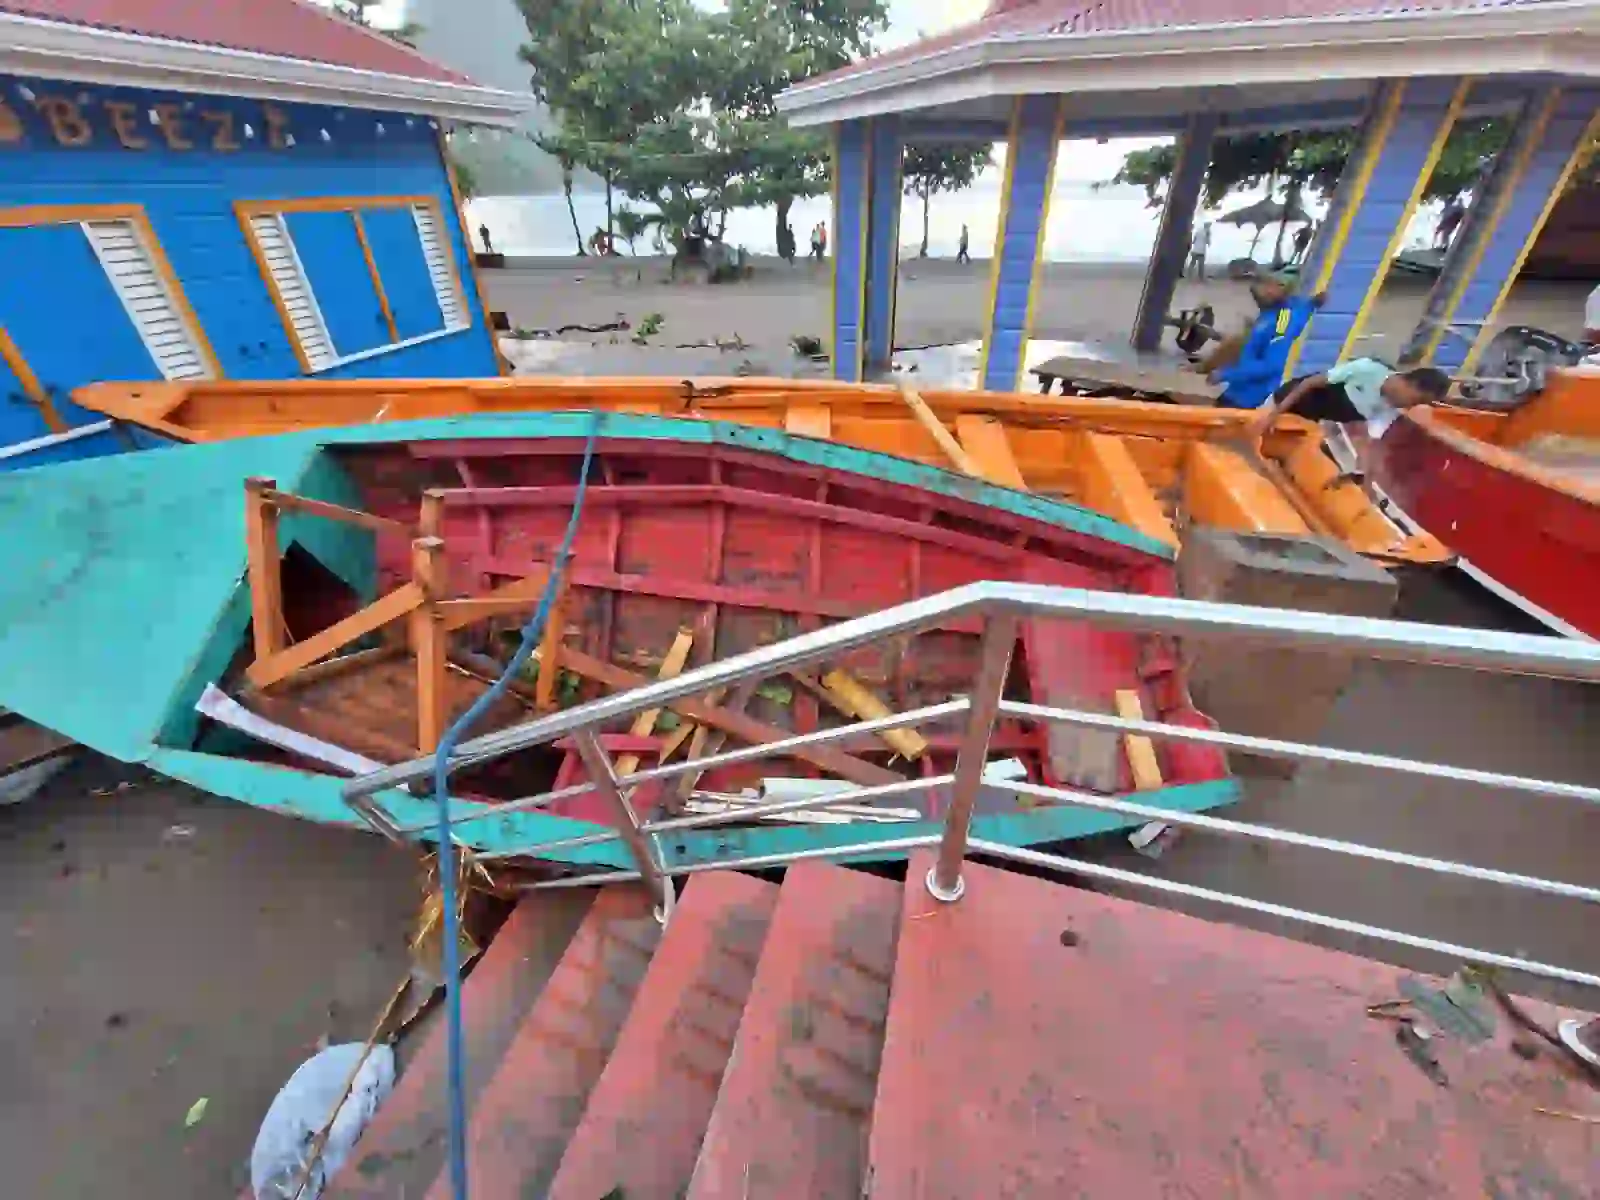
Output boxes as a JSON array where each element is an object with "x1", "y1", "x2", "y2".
[{"x1": 0, "y1": 0, "x2": 469, "y2": 84}]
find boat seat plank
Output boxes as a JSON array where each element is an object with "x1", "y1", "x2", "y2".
[
  {"x1": 783, "y1": 404, "x2": 833, "y2": 441},
  {"x1": 954, "y1": 414, "x2": 1027, "y2": 490}
]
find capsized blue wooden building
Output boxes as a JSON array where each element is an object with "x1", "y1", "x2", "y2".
[
  {"x1": 0, "y1": 0, "x2": 527, "y2": 469},
  {"x1": 778, "y1": 0, "x2": 1600, "y2": 392}
]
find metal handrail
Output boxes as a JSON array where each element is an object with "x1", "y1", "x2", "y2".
[
  {"x1": 339, "y1": 580, "x2": 1600, "y2": 990},
  {"x1": 344, "y1": 581, "x2": 1600, "y2": 799}
]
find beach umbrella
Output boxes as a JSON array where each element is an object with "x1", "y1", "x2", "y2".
[{"x1": 1220, "y1": 196, "x2": 1313, "y2": 228}]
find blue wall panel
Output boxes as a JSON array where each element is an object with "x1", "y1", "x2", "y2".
[
  {"x1": 863, "y1": 117, "x2": 903, "y2": 373},
  {"x1": 1438, "y1": 87, "x2": 1600, "y2": 370},
  {"x1": 0, "y1": 72, "x2": 498, "y2": 434},
  {"x1": 363, "y1": 205, "x2": 445, "y2": 341},
  {"x1": 1296, "y1": 78, "x2": 1466, "y2": 375},
  {"x1": 982, "y1": 95, "x2": 1064, "y2": 392},
  {"x1": 831, "y1": 120, "x2": 871, "y2": 382},
  {"x1": 285, "y1": 209, "x2": 390, "y2": 356}
]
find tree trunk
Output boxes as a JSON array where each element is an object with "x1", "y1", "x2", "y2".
[
  {"x1": 920, "y1": 187, "x2": 931, "y2": 258},
  {"x1": 563, "y1": 163, "x2": 586, "y2": 257},
  {"x1": 1272, "y1": 181, "x2": 1299, "y2": 267},
  {"x1": 1248, "y1": 226, "x2": 1265, "y2": 258},
  {"x1": 605, "y1": 176, "x2": 614, "y2": 245},
  {"x1": 716, "y1": 209, "x2": 728, "y2": 241},
  {"x1": 775, "y1": 196, "x2": 793, "y2": 260}
]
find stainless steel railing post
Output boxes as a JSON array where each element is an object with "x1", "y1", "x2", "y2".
[
  {"x1": 574, "y1": 729, "x2": 674, "y2": 919},
  {"x1": 929, "y1": 613, "x2": 1018, "y2": 902}
]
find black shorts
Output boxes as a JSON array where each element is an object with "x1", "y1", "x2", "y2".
[{"x1": 1273, "y1": 376, "x2": 1363, "y2": 423}]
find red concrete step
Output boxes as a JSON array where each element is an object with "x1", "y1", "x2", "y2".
[
  {"x1": 547, "y1": 871, "x2": 780, "y2": 1199},
  {"x1": 867, "y1": 849, "x2": 1598, "y2": 1197},
  {"x1": 687, "y1": 861, "x2": 900, "y2": 1199},
  {"x1": 423, "y1": 884, "x2": 663, "y2": 1200},
  {"x1": 324, "y1": 891, "x2": 593, "y2": 1198}
]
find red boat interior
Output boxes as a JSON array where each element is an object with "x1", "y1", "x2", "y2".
[{"x1": 232, "y1": 436, "x2": 1231, "y2": 828}]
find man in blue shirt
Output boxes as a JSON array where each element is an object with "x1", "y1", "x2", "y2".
[{"x1": 1211, "y1": 271, "x2": 1323, "y2": 409}]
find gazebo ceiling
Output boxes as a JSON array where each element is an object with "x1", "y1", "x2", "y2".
[{"x1": 777, "y1": 0, "x2": 1600, "y2": 133}]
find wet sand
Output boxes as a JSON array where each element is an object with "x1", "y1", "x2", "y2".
[{"x1": 3, "y1": 258, "x2": 1597, "y2": 1196}]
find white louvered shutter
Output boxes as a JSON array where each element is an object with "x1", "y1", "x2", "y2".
[
  {"x1": 410, "y1": 203, "x2": 467, "y2": 330},
  {"x1": 247, "y1": 213, "x2": 337, "y2": 371},
  {"x1": 82, "y1": 219, "x2": 214, "y2": 381}
]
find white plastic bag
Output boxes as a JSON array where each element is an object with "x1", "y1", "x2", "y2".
[{"x1": 249, "y1": 1042, "x2": 396, "y2": 1200}]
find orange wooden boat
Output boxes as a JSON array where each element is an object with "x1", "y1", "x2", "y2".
[
  {"x1": 74, "y1": 376, "x2": 1450, "y2": 566},
  {"x1": 1367, "y1": 367, "x2": 1600, "y2": 638}
]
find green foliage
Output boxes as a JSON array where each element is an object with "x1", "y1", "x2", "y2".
[
  {"x1": 518, "y1": 0, "x2": 888, "y2": 255},
  {"x1": 1108, "y1": 119, "x2": 1513, "y2": 211},
  {"x1": 903, "y1": 143, "x2": 991, "y2": 256},
  {"x1": 449, "y1": 154, "x2": 478, "y2": 201}
]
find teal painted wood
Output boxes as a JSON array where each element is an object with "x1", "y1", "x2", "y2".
[
  {"x1": 983, "y1": 95, "x2": 1066, "y2": 392},
  {"x1": 148, "y1": 746, "x2": 1240, "y2": 867},
  {"x1": 0, "y1": 410, "x2": 1173, "y2": 812}
]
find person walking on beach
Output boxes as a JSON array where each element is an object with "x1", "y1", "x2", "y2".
[
  {"x1": 1289, "y1": 222, "x2": 1314, "y2": 266},
  {"x1": 478, "y1": 223, "x2": 494, "y2": 255},
  {"x1": 1187, "y1": 219, "x2": 1212, "y2": 280},
  {"x1": 1436, "y1": 196, "x2": 1467, "y2": 250},
  {"x1": 957, "y1": 224, "x2": 971, "y2": 265},
  {"x1": 809, "y1": 223, "x2": 824, "y2": 261}
]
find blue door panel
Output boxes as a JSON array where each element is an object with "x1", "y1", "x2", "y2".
[
  {"x1": 362, "y1": 206, "x2": 443, "y2": 341},
  {"x1": 284, "y1": 210, "x2": 390, "y2": 357},
  {"x1": 0, "y1": 344, "x2": 52, "y2": 447},
  {"x1": 0, "y1": 224, "x2": 162, "y2": 426}
]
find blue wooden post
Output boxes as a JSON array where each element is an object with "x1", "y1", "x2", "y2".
[
  {"x1": 1289, "y1": 77, "x2": 1471, "y2": 378},
  {"x1": 863, "y1": 117, "x2": 904, "y2": 376},
  {"x1": 980, "y1": 94, "x2": 1066, "y2": 393},
  {"x1": 1132, "y1": 111, "x2": 1218, "y2": 354},
  {"x1": 1403, "y1": 86, "x2": 1600, "y2": 371},
  {"x1": 831, "y1": 119, "x2": 871, "y2": 382}
]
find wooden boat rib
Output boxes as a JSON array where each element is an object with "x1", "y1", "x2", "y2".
[
  {"x1": 0, "y1": 411, "x2": 1238, "y2": 870},
  {"x1": 74, "y1": 376, "x2": 1450, "y2": 566},
  {"x1": 1367, "y1": 367, "x2": 1600, "y2": 639}
]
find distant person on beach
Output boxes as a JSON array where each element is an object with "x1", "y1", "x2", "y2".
[
  {"x1": 958, "y1": 224, "x2": 971, "y2": 265},
  {"x1": 1250, "y1": 358, "x2": 1450, "y2": 443},
  {"x1": 809, "y1": 223, "x2": 824, "y2": 261},
  {"x1": 478, "y1": 224, "x2": 494, "y2": 254},
  {"x1": 1585, "y1": 283, "x2": 1600, "y2": 342},
  {"x1": 1289, "y1": 223, "x2": 1314, "y2": 266},
  {"x1": 1187, "y1": 220, "x2": 1212, "y2": 280},
  {"x1": 1210, "y1": 270, "x2": 1321, "y2": 409},
  {"x1": 1436, "y1": 196, "x2": 1467, "y2": 250}
]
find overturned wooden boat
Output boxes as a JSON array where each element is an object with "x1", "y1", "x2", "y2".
[
  {"x1": 74, "y1": 376, "x2": 1450, "y2": 567},
  {"x1": 0, "y1": 410, "x2": 1237, "y2": 870},
  {"x1": 1366, "y1": 367, "x2": 1600, "y2": 639}
]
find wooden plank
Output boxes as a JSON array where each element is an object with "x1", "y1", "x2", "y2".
[
  {"x1": 412, "y1": 537, "x2": 448, "y2": 753},
  {"x1": 244, "y1": 477, "x2": 286, "y2": 662},
  {"x1": 1114, "y1": 689, "x2": 1164, "y2": 791},
  {"x1": 548, "y1": 647, "x2": 900, "y2": 788},
  {"x1": 260, "y1": 488, "x2": 412, "y2": 537},
  {"x1": 898, "y1": 383, "x2": 983, "y2": 478},
  {"x1": 275, "y1": 646, "x2": 404, "y2": 692},
  {"x1": 955, "y1": 414, "x2": 1028, "y2": 490},
  {"x1": 813, "y1": 669, "x2": 928, "y2": 761},
  {"x1": 1031, "y1": 354, "x2": 1222, "y2": 405},
  {"x1": 1077, "y1": 432, "x2": 1177, "y2": 548},
  {"x1": 438, "y1": 570, "x2": 553, "y2": 631},
  {"x1": 419, "y1": 487, "x2": 446, "y2": 540},
  {"x1": 615, "y1": 627, "x2": 695, "y2": 778},
  {"x1": 656, "y1": 685, "x2": 722, "y2": 766},
  {"x1": 783, "y1": 403, "x2": 833, "y2": 440},
  {"x1": 246, "y1": 582, "x2": 425, "y2": 689},
  {"x1": 534, "y1": 575, "x2": 569, "y2": 713}
]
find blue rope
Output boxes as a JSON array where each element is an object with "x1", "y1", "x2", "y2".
[{"x1": 430, "y1": 412, "x2": 602, "y2": 1199}]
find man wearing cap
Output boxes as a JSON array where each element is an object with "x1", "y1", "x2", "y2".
[{"x1": 1210, "y1": 270, "x2": 1322, "y2": 409}]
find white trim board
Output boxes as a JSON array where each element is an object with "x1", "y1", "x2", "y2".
[{"x1": 0, "y1": 12, "x2": 531, "y2": 127}]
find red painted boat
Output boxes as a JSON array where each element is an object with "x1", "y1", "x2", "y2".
[{"x1": 1367, "y1": 367, "x2": 1600, "y2": 640}]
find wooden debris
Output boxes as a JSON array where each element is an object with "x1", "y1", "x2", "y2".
[
  {"x1": 1114, "y1": 688, "x2": 1164, "y2": 791},
  {"x1": 815, "y1": 669, "x2": 929, "y2": 761},
  {"x1": 899, "y1": 383, "x2": 983, "y2": 478},
  {"x1": 614, "y1": 627, "x2": 694, "y2": 777}
]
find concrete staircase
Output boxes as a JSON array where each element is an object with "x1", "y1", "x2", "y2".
[{"x1": 323, "y1": 850, "x2": 1597, "y2": 1199}]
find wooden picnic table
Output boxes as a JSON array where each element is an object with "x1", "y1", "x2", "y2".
[{"x1": 1031, "y1": 355, "x2": 1222, "y2": 406}]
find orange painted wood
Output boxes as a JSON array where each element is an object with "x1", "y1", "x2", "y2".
[
  {"x1": 1183, "y1": 441, "x2": 1309, "y2": 535},
  {"x1": 424, "y1": 886, "x2": 663, "y2": 1200},
  {"x1": 244, "y1": 477, "x2": 286, "y2": 662},
  {"x1": 325, "y1": 892, "x2": 594, "y2": 1198},
  {"x1": 437, "y1": 569, "x2": 553, "y2": 631},
  {"x1": 246, "y1": 583, "x2": 425, "y2": 690},
  {"x1": 898, "y1": 384, "x2": 982, "y2": 478},
  {"x1": 784, "y1": 403, "x2": 833, "y2": 440},
  {"x1": 261, "y1": 487, "x2": 412, "y2": 537},
  {"x1": 955, "y1": 414, "x2": 1027, "y2": 490},
  {"x1": 868, "y1": 850, "x2": 1599, "y2": 1198},
  {"x1": 411, "y1": 537, "x2": 448, "y2": 752},
  {"x1": 547, "y1": 871, "x2": 780, "y2": 1200},
  {"x1": 615, "y1": 626, "x2": 694, "y2": 777},
  {"x1": 688, "y1": 862, "x2": 900, "y2": 1200},
  {"x1": 1074, "y1": 431, "x2": 1176, "y2": 547},
  {"x1": 534, "y1": 575, "x2": 569, "y2": 712}
]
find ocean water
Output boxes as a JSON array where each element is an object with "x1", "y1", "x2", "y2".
[{"x1": 466, "y1": 176, "x2": 1445, "y2": 264}]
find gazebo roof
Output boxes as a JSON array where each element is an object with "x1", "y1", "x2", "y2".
[
  {"x1": 0, "y1": 0, "x2": 530, "y2": 125},
  {"x1": 777, "y1": 0, "x2": 1600, "y2": 133}
]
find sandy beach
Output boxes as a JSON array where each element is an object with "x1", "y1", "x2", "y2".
[{"x1": 482, "y1": 255, "x2": 1595, "y2": 375}]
